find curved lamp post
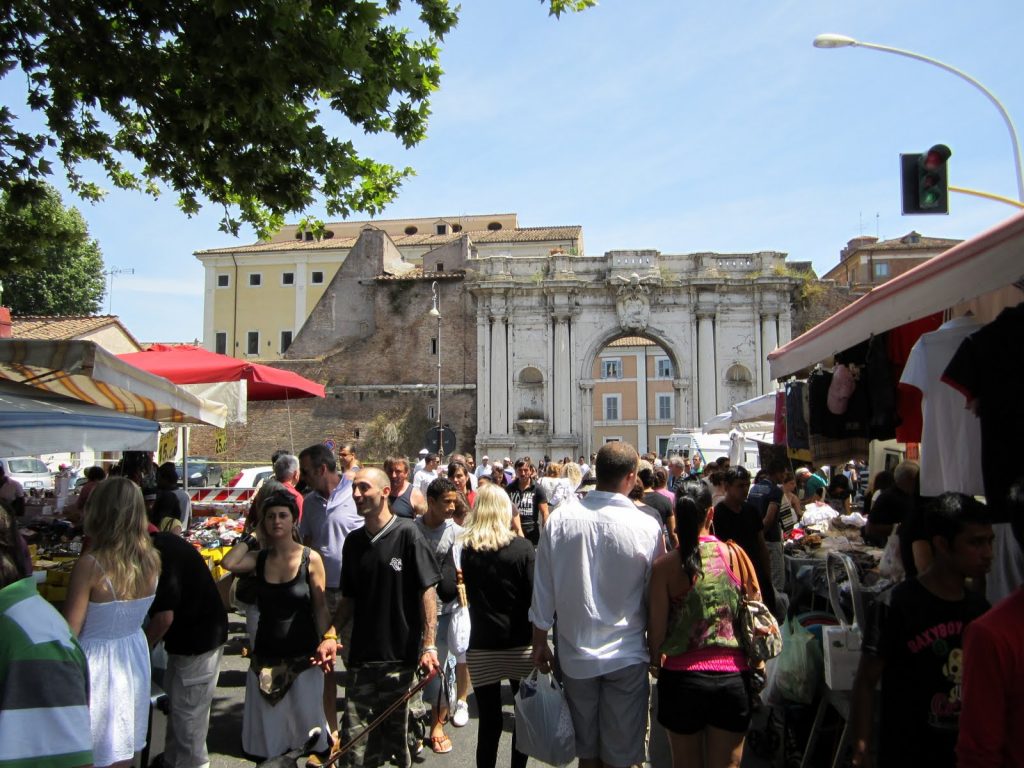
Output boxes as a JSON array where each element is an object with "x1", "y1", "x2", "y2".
[
  {"x1": 429, "y1": 281, "x2": 443, "y2": 458},
  {"x1": 813, "y1": 33, "x2": 1024, "y2": 202}
]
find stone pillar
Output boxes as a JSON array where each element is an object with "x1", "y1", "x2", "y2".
[
  {"x1": 579, "y1": 380, "x2": 594, "y2": 457},
  {"x1": 697, "y1": 312, "x2": 717, "y2": 424},
  {"x1": 636, "y1": 348, "x2": 649, "y2": 453},
  {"x1": 490, "y1": 315, "x2": 509, "y2": 436},
  {"x1": 477, "y1": 310, "x2": 492, "y2": 436},
  {"x1": 553, "y1": 314, "x2": 571, "y2": 435},
  {"x1": 673, "y1": 378, "x2": 688, "y2": 430},
  {"x1": 760, "y1": 313, "x2": 778, "y2": 393},
  {"x1": 778, "y1": 307, "x2": 793, "y2": 347}
]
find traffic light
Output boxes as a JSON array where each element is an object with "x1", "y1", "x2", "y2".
[{"x1": 901, "y1": 144, "x2": 952, "y2": 214}]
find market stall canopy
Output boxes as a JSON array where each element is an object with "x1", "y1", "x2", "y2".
[
  {"x1": 0, "y1": 339, "x2": 227, "y2": 427},
  {"x1": 118, "y1": 344, "x2": 325, "y2": 401},
  {"x1": 769, "y1": 211, "x2": 1024, "y2": 380},
  {"x1": 0, "y1": 378, "x2": 159, "y2": 454},
  {"x1": 703, "y1": 392, "x2": 777, "y2": 434}
]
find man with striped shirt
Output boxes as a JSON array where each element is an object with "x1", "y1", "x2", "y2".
[{"x1": 0, "y1": 531, "x2": 92, "y2": 768}]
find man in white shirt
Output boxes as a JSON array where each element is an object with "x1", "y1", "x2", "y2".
[
  {"x1": 413, "y1": 453, "x2": 440, "y2": 497},
  {"x1": 530, "y1": 442, "x2": 663, "y2": 768},
  {"x1": 474, "y1": 455, "x2": 491, "y2": 479}
]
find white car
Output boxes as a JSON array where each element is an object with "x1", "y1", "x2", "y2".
[
  {"x1": 227, "y1": 466, "x2": 274, "y2": 489},
  {"x1": 0, "y1": 456, "x2": 55, "y2": 491}
]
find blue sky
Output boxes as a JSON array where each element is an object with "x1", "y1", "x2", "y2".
[{"x1": 3, "y1": 0, "x2": 1022, "y2": 343}]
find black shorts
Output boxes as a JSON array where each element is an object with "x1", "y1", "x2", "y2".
[{"x1": 656, "y1": 669, "x2": 751, "y2": 735}]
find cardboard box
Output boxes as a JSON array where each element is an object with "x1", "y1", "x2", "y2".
[{"x1": 823, "y1": 625, "x2": 862, "y2": 691}]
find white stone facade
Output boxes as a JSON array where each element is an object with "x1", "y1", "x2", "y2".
[{"x1": 469, "y1": 248, "x2": 799, "y2": 458}]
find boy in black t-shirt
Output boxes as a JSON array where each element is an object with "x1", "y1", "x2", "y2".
[{"x1": 849, "y1": 493, "x2": 993, "y2": 768}]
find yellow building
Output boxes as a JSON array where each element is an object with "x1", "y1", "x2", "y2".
[
  {"x1": 591, "y1": 336, "x2": 678, "y2": 456},
  {"x1": 195, "y1": 213, "x2": 582, "y2": 360}
]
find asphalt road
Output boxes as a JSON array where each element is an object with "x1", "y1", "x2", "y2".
[
  {"x1": 205, "y1": 613, "x2": 503, "y2": 768},
  {"x1": 201, "y1": 613, "x2": 784, "y2": 768}
]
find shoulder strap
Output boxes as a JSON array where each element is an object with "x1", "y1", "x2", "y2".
[
  {"x1": 302, "y1": 546, "x2": 311, "y2": 585},
  {"x1": 724, "y1": 540, "x2": 762, "y2": 600},
  {"x1": 256, "y1": 548, "x2": 269, "y2": 580},
  {"x1": 86, "y1": 554, "x2": 119, "y2": 600}
]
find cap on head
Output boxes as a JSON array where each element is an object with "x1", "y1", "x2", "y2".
[
  {"x1": 795, "y1": 467, "x2": 812, "y2": 478},
  {"x1": 419, "y1": 449, "x2": 429, "y2": 456}
]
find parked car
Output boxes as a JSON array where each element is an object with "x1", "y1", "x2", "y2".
[
  {"x1": 227, "y1": 465, "x2": 274, "y2": 489},
  {"x1": 175, "y1": 457, "x2": 224, "y2": 487},
  {"x1": 0, "y1": 456, "x2": 55, "y2": 491}
]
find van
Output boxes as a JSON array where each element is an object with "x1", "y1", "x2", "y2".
[
  {"x1": 664, "y1": 431, "x2": 764, "y2": 472},
  {"x1": 0, "y1": 456, "x2": 55, "y2": 491}
]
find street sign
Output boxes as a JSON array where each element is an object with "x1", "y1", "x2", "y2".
[
  {"x1": 323, "y1": 438, "x2": 336, "y2": 451},
  {"x1": 424, "y1": 426, "x2": 456, "y2": 456}
]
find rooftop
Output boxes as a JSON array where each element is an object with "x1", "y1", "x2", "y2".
[{"x1": 195, "y1": 225, "x2": 583, "y2": 256}]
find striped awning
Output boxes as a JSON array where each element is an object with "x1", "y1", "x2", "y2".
[{"x1": 0, "y1": 339, "x2": 227, "y2": 427}]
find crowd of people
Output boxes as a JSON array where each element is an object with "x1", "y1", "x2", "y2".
[{"x1": 1, "y1": 439, "x2": 1022, "y2": 768}]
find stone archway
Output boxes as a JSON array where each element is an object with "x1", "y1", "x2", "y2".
[{"x1": 469, "y1": 248, "x2": 799, "y2": 461}]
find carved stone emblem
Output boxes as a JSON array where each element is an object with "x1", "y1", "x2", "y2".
[{"x1": 612, "y1": 272, "x2": 658, "y2": 332}]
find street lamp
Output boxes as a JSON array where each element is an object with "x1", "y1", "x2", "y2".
[
  {"x1": 813, "y1": 33, "x2": 1024, "y2": 202},
  {"x1": 429, "y1": 281, "x2": 443, "y2": 459}
]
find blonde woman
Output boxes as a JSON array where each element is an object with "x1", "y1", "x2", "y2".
[
  {"x1": 64, "y1": 478, "x2": 162, "y2": 768},
  {"x1": 439, "y1": 484, "x2": 535, "y2": 768}
]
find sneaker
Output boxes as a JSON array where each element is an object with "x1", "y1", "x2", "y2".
[{"x1": 451, "y1": 700, "x2": 469, "y2": 727}]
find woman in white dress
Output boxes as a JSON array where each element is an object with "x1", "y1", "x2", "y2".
[{"x1": 64, "y1": 478, "x2": 161, "y2": 768}]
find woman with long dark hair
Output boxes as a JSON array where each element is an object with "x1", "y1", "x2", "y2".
[
  {"x1": 648, "y1": 481, "x2": 751, "y2": 768},
  {"x1": 222, "y1": 491, "x2": 332, "y2": 760}
]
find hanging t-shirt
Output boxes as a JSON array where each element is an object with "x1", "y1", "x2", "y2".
[
  {"x1": 899, "y1": 317, "x2": 984, "y2": 497},
  {"x1": 864, "y1": 578, "x2": 989, "y2": 767},
  {"x1": 942, "y1": 302, "x2": 1024, "y2": 522}
]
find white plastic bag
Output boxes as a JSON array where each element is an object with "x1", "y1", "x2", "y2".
[
  {"x1": 878, "y1": 523, "x2": 905, "y2": 582},
  {"x1": 447, "y1": 543, "x2": 471, "y2": 656},
  {"x1": 514, "y1": 669, "x2": 576, "y2": 766}
]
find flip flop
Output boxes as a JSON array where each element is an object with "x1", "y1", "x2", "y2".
[{"x1": 430, "y1": 734, "x2": 453, "y2": 754}]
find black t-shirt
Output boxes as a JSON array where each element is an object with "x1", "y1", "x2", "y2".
[
  {"x1": 341, "y1": 516, "x2": 441, "y2": 666},
  {"x1": 149, "y1": 532, "x2": 228, "y2": 656},
  {"x1": 868, "y1": 487, "x2": 926, "y2": 578},
  {"x1": 865, "y1": 578, "x2": 989, "y2": 767},
  {"x1": 712, "y1": 500, "x2": 772, "y2": 598},
  {"x1": 746, "y1": 480, "x2": 784, "y2": 542},
  {"x1": 643, "y1": 491, "x2": 673, "y2": 527},
  {"x1": 942, "y1": 302, "x2": 1024, "y2": 523},
  {"x1": 506, "y1": 482, "x2": 548, "y2": 545},
  {"x1": 440, "y1": 538, "x2": 535, "y2": 650},
  {"x1": 151, "y1": 488, "x2": 186, "y2": 527}
]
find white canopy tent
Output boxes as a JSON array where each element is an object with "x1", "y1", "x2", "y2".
[
  {"x1": 0, "y1": 379, "x2": 159, "y2": 454},
  {"x1": 0, "y1": 339, "x2": 227, "y2": 427},
  {"x1": 768, "y1": 211, "x2": 1024, "y2": 380},
  {"x1": 703, "y1": 392, "x2": 777, "y2": 434}
]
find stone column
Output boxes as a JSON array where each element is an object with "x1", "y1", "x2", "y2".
[
  {"x1": 760, "y1": 313, "x2": 778, "y2": 393},
  {"x1": 490, "y1": 315, "x2": 509, "y2": 436},
  {"x1": 697, "y1": 312, "x2": 717, "y2": 424},
  {"x1": 477, "y1": 309, "x2": 492, "y2": 436},
  {"x1": 552, "y1": 313, "x2": 571, "y2": 435},
  {"x1": 778, "y1": 307, "x2": 793, "y2": 347},
  {"x1": 202, "y1": 265, "x2": 217, "y2": 350},
  {"x1": 579, "y1": 380, "x2": 594, "y2": 458},
  {"x1": 673, "y1": 378, "x2": 688, "y2": 431}
]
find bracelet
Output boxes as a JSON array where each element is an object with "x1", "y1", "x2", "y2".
[
  {"x1": 322, "y1": 632, "x2": 339, "y2": 641},
  {"x1": 237, "y1": 534, "x2": 254, "y2": 548},
  {"x1": 420, "y1": 645, "x2": 438, "y2": 654}
]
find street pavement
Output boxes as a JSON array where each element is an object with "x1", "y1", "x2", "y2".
[
  {"x1": 206, "y1": 613, "x2": 502, "y2": 768},
  {"x1": 203, "y1": 613, "x2": 780, "y2": 768}
]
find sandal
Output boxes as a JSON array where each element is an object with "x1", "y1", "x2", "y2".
[{"x1": 430, "y1": 734, "x2": 453, "y2": 754}]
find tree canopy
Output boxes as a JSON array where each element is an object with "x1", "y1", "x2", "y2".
[
  {"x1": 0, "y1": 184, "x2": 106, "y2": 315},
  {"x1": 1, "y1": 1, "x2": 595, "y2": 241}
]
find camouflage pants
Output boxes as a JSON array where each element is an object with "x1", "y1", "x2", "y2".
[{"x1": 341, "y1": 663, "x2": 417, "y2": 768}]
